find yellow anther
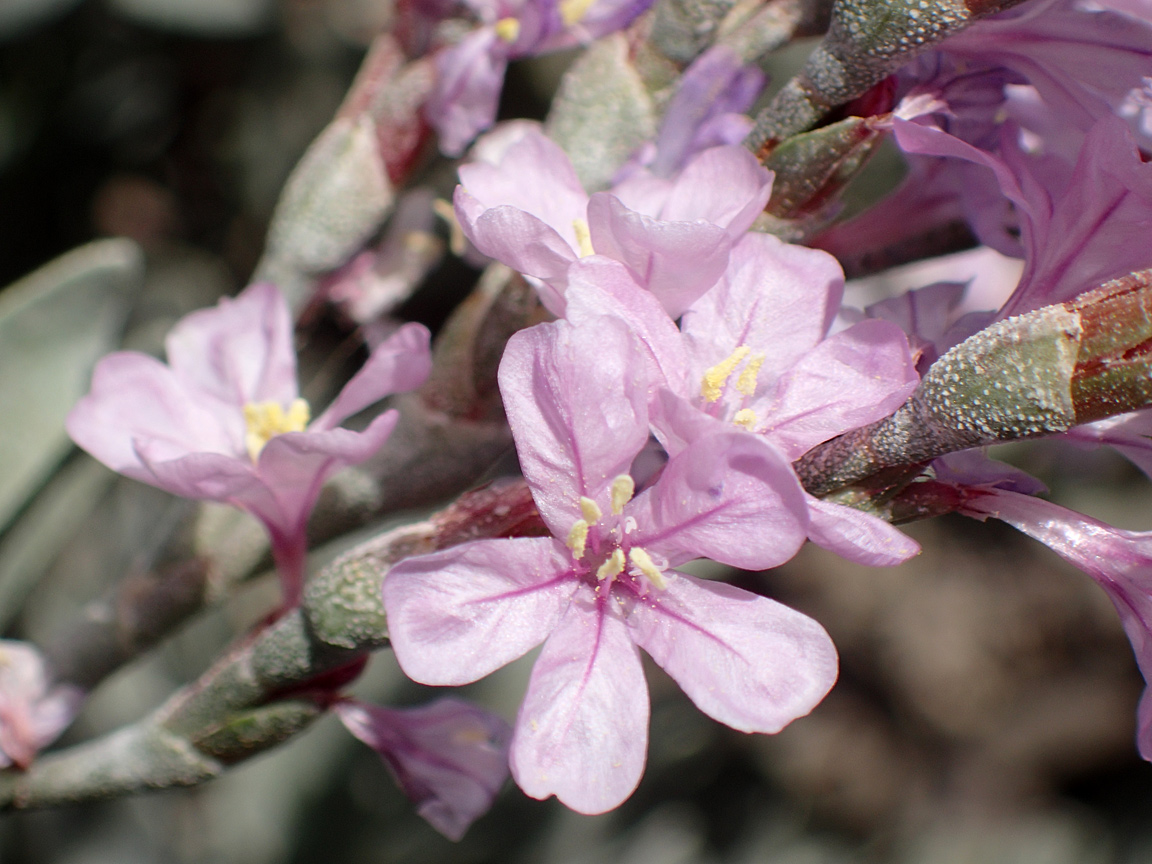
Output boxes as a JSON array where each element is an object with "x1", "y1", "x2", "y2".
[
  {"x1": 495, "y1": 16, "x2": 521, "y2": 42},
  {"x1": 244, "y1": 398, "x2": 310, "y2": 462},
  {"x1": 560, "y1": 0, "x2": 595, "y2": 25},
  {"x1": 628, "y1": 547, "x2": 667, "y2": 589},
  {"x1": 733, "y1": 409, "x2": 758, "y2": 430},
  {"x1": 610, "y1": 474, "x2": 634, "y2": 515},
  {"x1": 567, "y1": 519, "x2": 589, "y2": 558},
  {"x1": 432, "y1": 198, "x2": 466, "y2": 257},
  {"x1": 451, "y1": 724, "x2": 493, "y2": 746},
  {"x1": 572, "y1": 218, "x2": 594, "y2": 257},
  {"x1": 580, "y1": 496, "x2": 602, "y2": 524},
  {"x1": 735, "y1": 352, "x2": 766, "y2": 396},
  {"x1": 596, "y1": 548, "x2": 625, "y2": 581},
  {"x1": 402, "y1": 230, "x2": 441, "y2": 256},
  {"x1": 701, "y1": 346, "x2": 750, "y2": 403}
]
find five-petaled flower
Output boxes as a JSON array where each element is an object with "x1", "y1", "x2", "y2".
[
  {"x1": 383, "y1": 312, "x2": 837, "y2": 813},
  {"x1": 67, "y1": 282, "x2": 432, "y2": 607}
]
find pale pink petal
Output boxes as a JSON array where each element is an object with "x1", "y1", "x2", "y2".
[
  {"x1": 658, "y1": 145, "x2": 773, "y2": 234},
  {"x1": 455, "y1": 191, "x2": 577, "y2": 306},
  {"x1": 498, "y1": 317, "x2": 650, "y2": 534},
  {"x1": 165, "y1": 282, "x2": 298, "y2": 408},
  {"x1": 629, "y1": 431, "x2": 808, "y2": 571},
  {"x1": 625, "y1": 572, "x2": 837, "y2": 733},
  {"x1": 383, "y1": 537, "x2": 575, "y2": 685},
  {"x1": 648, "y1": 388, "x2": 725, "y2": 457},
  {"x1": 587, "y1": 193, "x2": 731, "y2": 318},
  {"x1": 681, "y1": 233, "x2": 844, "y2": 391},
  {"x1": 251, "y1": 412, "x2": 402, "y2": 530},
  {"x1": 313, "y1": 322, "x2": 431, "y2": 429},
  {"x1": 805, "y1": 494, "x2": 921, "y2": 566},
  {"x1": 458, "y1": 129, "x2": 588, "y2": 235},
  {"x1": 608, "y1": 172, "x2": 674, "y2": 216},
  {"x1": 335, "y1": 698, "x2": 511, "y2": 841},
  {"x1": 759, "y1": 319, "x2": 918, "y2": 461},
  {"x1": 510, "y1": 595, "x2": 648, "y2": 814},
  {"x1": 932, "y1": 449, "x2": 1047, "y2": 495},
  {"x1": 0, "y1": 641, "x2": 83, "y2": 770},
  {"x1": 135, "y1": 445, "x2": 265, "y2": 504},
  {"x1": 67, "y1": 352, "x2": 239, "y2": 478},
  {"x1": 563, "y1": 256, "x2": 689, "y2": 398}
]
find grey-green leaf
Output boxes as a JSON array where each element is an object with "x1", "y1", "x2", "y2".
[{"x1": 0, "y1": 238, "x2": 143, "y2": 534}]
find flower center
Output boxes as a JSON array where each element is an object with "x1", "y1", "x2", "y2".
[
  {"x1": 243, "y1": 398, "x2": 310, "y2": 462},
  {"x1": 559, "y1": 0, "x2": 595, "y2": 26},
  {"x1": 564, "y1": 474, "x2": 668, "y2": 592},
  {"x1": 572, "y1": 218, "x2": 595, "y2": 257},
  {"x1": 494, "y1": 16, "x2": 521, "y2": 42},
  {"x1": 700, "y1": 345, "x2": 766, "y2": 430}
]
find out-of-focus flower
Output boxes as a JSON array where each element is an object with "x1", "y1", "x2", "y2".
[
  {"x1": 559, "y1": 237, "x2": 921, "y2": 566},
  {"x1": 67, "y1": 282, "x2": 432, "y2": 606},
  {"x1": 616, "y1": 44, "x2": 766, "y2": 182},
  {"x1": 322, "y1": 189, "x2": 445, "y2": 325},
  {"x1": 454, "y1": 126, "x2": 772, "y2": 317},
  {"x1": 383, "y1": 313, "x2": 834, "y2": 814},
  {"x1": 335, "y1": 697, "x2": 512, "y2": 840},
  {"x1": 426, "y1": 0, "x2": 652, "y2": 154},
  {"x1": 0, "y1": 641, "x2": 83, "y2": 770}
]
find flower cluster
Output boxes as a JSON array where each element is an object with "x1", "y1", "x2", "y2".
[{"x1": 12, "y1": 0, "x2": 1152, "y2": 846}]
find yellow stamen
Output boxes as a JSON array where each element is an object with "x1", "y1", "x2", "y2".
[
  {"x1": 560, "y1": 0, "x2": 595, "y2": 25},
  {"x1": 567, "y1": 519, "x2": 589, "y2": 558},
  {"x1": 494, "y1": 16, "x2": 521, "y2": 42},
  {"x1": 735, "y1": 352, "x2": 766, "y2": 396},
  {"x1": 244, "y1": 398, "x2": 310, "y2": 462},
  {"x1": 610, "y1": 474, "x2": 634, "y2": 515},
  {"x1": 432, "y1": 198, "x2": 466, "y2": 257},
  {"x1": 628, "y1": 547, "x2": 667, "y2": 589},
  {"x1": 596, "y1": 548, "x2": 625, "y2": 581},
  {"x1": 733, "y1": 408, "x2": 758, "y2": 430},
  {"x1": 580, "y1": 496, "x2": 602, "y2": 524},
  {"x1": 402, "y1": 230, "x2": 441, "y2": 256},
  {"x1": 572, "y1": 218, "x2": 594, "y2": 257},
  {"x1": 701, "y1": 346, "x2": 750, "y2": 403}
]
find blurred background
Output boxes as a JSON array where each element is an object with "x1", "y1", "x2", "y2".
[{"x1": 3, "y1": 1, "x2": 1152, "y2": 862}]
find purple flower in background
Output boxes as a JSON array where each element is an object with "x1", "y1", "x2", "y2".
[
  {"x1": 383, "y1": 313, "x2": 835, "y2": 813},
  {"x1": 67, "y1": 282, "x2": 433, "y2": 607},
  {"x1": 819, "y1": 1, "x2": 1152, "y2": 291},
  {"x1": 939, "y1": 0, "x2": 1152, "y2": 141},
  {"x1": 560, "y1": 237, "x2": 921, "y2": 566},
  {"x1": 0, "y1": 641, "x2": 82, "y2": 770},
  {"x1": 335, "y1": 697, "x2": 512, "y2": 840},
  {"x1": 454, "y1": 125, "x2": 773, "y2": 317},
  {"x1": 427, "y1": 0, "x2": 651, "y2": 154},
  {"x1": 957, "y1": 484, "x2": 1152, "y2": 759},
  {"x1": 616, "y1": 44, "x2": 766, "y2": 181},
  {"x1": 892, "y1": 115, "x2": 1152, "y2": 319}
]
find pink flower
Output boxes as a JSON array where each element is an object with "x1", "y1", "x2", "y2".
[
  {"x1": 335, "y1": 697, "x2": 511, "y2": 840},
  {"x1": 453, "y1": 126, "x2": 773, "y2": 318},
  {"x1": 426, "y1": 0, "x2": 652, "y2": 154},
  {"x1": 892, "y1": 115, "x2": 1152, "y2": 319},
  {"x1": 383, "y1": 313, "x2": 835, "y2": 813},
  {"x1": 0, "y1": 641, "x2": 82, "y2": 770},
  {"x1": 560, "y1": 237, "x2": 922, "y2": 566},
  {"x1": 67, "y1": 282, "x2": 432, "y2": 607}
]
